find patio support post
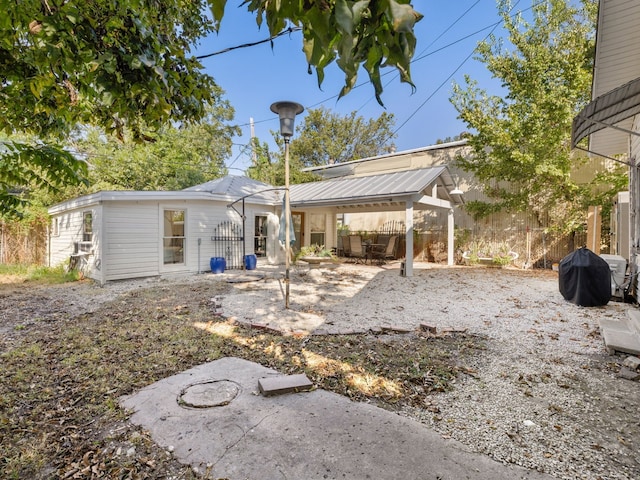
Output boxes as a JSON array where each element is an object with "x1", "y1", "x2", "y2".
[
  {"x1": 405, "y1": 199, "x2": 414, "y2": 277},
  {"x1": 448, "y1": 208, "x2": 455, "y2": 266}
]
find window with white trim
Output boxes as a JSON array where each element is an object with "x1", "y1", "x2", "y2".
[
  {"x1": 163, "y1": 209, "x2": 185, "y2": 265},
  {"x1": 309, "y1": 213, "x2": 326, "y2": 247}
]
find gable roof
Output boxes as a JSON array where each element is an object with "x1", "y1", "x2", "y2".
[{"x1": 289, "y1": 166, "x2": 462, "y2": 209}]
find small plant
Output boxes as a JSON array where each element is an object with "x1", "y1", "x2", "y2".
[{"x1": 296, "y1": 244, "x2": 335, "y2": 260}]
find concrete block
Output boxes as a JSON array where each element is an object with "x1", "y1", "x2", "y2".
[
  {"x1": 598, "y1": 318, "x2": 630, "y2": 333},
  {"x1": 258, "y1": 374, "x2": 313, "y2": 397},
  {"x1": 602, "y1": 330, "x2": 640, "y2": 356},
  {"x1": 617, "y1": 367, "x2": 640, "y2": 381},
  {"x1": 627, "y1": 310, "x2": 640, "y2": 334},
  {"x1": 622, "y1": 355, "x2": 640, "y2": 371},
  {"x1": 420, "y1": 323, "x2": 437, "y2": 334}
]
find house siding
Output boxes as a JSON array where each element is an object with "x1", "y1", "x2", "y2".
[
  {"x1": 103, "y1": 203, "x2": 160, "y2": 281},
  {"x1": 49, "y1": 203, "x2": 103, "y2": 283}
]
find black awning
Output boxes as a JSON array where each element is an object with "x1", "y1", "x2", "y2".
[{"x1": 572, "y1": 76, "x2": 640, "y2": 149}]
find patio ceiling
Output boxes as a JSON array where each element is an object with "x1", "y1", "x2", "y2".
[{"x1": 289, "y1": 166, "x2": 463, "y2": 211}]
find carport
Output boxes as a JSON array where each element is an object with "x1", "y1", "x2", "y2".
[{"x1": 289, "y1": 166, "x2": 464, "y2": 276}]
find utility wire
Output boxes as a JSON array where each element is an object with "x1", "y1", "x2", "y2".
[{"x1": 196, "y1": 26, "x2": 301, "y2": 60}]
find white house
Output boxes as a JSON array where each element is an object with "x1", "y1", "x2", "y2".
[
  {"x1": 47, "y1": 176, "x2": 282, "y2": 283},
  {"x1": 48, "y1": 167, "x2": 464, "y2": 282}
]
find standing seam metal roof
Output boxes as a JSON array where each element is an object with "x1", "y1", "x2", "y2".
[{"x1": 289, "y1": 166, "x2": 449, "y2": 206}]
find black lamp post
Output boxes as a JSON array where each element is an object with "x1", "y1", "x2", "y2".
[{"x1": 270, "y1": 101, "x2": 304, "y2": 308}]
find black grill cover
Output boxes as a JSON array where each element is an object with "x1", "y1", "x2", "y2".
[{"x1": 558, "y1": 247, "x2": 611, "y2": 307}]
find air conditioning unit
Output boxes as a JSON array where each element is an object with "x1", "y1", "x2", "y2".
[{"x1": 600, "y1": 254, "x2": 627, "y2": 299}]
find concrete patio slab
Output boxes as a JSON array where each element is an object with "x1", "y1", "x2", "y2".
[{"x1": 120, "y1": 357, "x2": 553, "y2": 480}]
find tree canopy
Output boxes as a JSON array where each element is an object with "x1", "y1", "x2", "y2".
[
  {"x1": 246, "y1": 107, "x2": 396, "y2": 185},
  {"x1": 0, "y1": 0, "x2": 422, "y2": 217},
  {"x1": 290, "y1": 107, "x2": 397, "y2": 167},
  {"x1": 449, "y1": 0, "x2": 617, "y2": 233}
]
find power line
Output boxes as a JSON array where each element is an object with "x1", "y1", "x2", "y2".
[{"x1": 196, "y1": 26, "x2": 301, "y2": 60}]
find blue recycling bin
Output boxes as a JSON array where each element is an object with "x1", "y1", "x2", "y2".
[
  {"x1": 244, "y1": 254, "x2": 257, "y2": 270},
  {"x1": 210, "y1": 257, "x2": 226, "y2": 274}
]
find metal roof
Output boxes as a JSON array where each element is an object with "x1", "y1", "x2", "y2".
[
  {"x1": 582, "y1": 0, "x2": 640, "y2": 156},
  {"x1": 572, "y1": 76, "x2": 640, "y2": 150},
  {"x1": 184, "y1": 175, "x2": 279, "y2": 203},
  {"x1": 289, "y1": 166, "x2": 462, "y2": 208}
]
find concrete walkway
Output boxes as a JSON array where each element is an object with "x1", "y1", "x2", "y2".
[{"x1": 120, "y1": 358, "x2": 554, "y2": 480}]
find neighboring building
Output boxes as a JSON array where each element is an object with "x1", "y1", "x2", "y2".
[{"x1": 571, "y1": 0, "x2": 640, "y2": 287}]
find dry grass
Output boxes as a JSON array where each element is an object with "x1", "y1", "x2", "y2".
[{"x1": 0, "y1": 281, "x2": 484, "y2": 479}]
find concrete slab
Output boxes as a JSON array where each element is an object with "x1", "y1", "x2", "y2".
[
  {"x1": 120, "y1": 357, "x2": 554, "y2": 480},
  {"x1": 258, "y1": 373, "x2": 313, "y2": 396},
  {"x1": 602, "y1": 329, "x2": 640, "y2": 355}
]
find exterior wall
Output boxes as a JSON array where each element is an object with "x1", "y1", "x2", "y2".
[
  {"x1": 630, "y1": 116, "x2": 640, "y2": 291},
  {"x1": 49, "y1": 196, "x2": 279, "y2": 283},
  {"x1": 102, "y1": 202, "x2": 160, "y2": 282},
  {"x1": 49, "y1": 203, "x2": 103, "y2": 283}
]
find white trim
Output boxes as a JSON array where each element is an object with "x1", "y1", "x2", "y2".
[{"x1": 159, "y1": 206, "x2": 188, "y2": 272}]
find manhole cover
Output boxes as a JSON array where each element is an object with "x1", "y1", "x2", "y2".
[{"x1": 178, "y1": 380, "x2": 240, "y2": 408}]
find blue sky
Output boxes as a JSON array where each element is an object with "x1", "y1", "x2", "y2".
[{"x1": 193, "y1": 1, "x2": 511, "y2": 173}]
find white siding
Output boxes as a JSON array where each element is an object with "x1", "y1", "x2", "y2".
[
  {"x1": 48, "y1": 204, "x2": 103, "y2": 283},
  {"x1": 103, "y1": 203, "x2": 160, "y2": 281}
]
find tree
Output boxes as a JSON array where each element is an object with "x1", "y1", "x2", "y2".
[
  {"x1": 290, "y1": 107, "x2": 397, "y2": 167},
  {"x1": 449, "y1": 0, "x2": 613, "y2": 233},
  {"x1": 0, "y1": 0, "x2": 422, "y2": 216},
  {"x1": 72, "y1": 98, "x2": 239, "y2": 192},
  {"x1": 246, "y1": 137, "x2": 319, "y2": 186}
]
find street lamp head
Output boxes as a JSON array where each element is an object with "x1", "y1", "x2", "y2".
[{"x1": 270, "y1": 101, "x2": 304, "y2": 138}]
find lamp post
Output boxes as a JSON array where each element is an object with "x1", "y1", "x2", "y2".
[{"x1": 270, "y1": 101, "x2": 304, "y2": 308}]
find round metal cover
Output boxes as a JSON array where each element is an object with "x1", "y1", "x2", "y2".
[{"x1": 178, "y1": 380, "x2": 240, "y2": 408}]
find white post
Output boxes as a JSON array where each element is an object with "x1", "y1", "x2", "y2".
[
  {"x1": 405, "y1": 200, "x2": 414, "y2": 277},
  {"x1": 448, "y1": 208, "x2": 455, "y2": 266}
]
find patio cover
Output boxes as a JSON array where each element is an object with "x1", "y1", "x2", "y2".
[
  {"x1": 572, "y1": 76, "x2": 640, "y2": 156},
  {"x1": 289, "y1": 166, "x2": 464, "y2": 275}
]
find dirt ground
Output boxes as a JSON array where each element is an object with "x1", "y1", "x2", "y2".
[{"x1": 1, "y1": 264, "x2": 640, "y2": 479}]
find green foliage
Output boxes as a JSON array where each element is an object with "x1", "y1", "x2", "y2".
[
  {"x1": 296, "y1": 244, "x2": 335, "y2": 260},
  {"x1": 450, "y1": 0, "x2": 612, "y2": 234},
  {"x1": 72, "y1": 100, "x2": 239, "y2": 192},
  {"x1": 0, "y1": 263, "x2": 80, "y2": 283},
  {"x1": 0, "y1": 139, "x2": 88, "y2": 218},
  {"x1": 236, "y1": 0, "x2": 423, "y2": 105},
  {"x1": 0, "y1": 1, "x2": 422, "y2": 216},
  {"x1": 290, "y1": 107, "x2": 397, "y2": 167}
]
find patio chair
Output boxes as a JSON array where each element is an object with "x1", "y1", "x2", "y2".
[
  {"x1": 371, "y1": 235, "x2": 398, "y2": 264},
  {"x1": 348, "y1": 235, "x2": 366, "y2": 263}
]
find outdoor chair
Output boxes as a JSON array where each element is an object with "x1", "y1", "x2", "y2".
[
  {"x1": 371, "y1": 235, "x2": 398, "y2": 264},
  {"x1": 348, "y1": 235, "x2": 366, "y2": 263}
]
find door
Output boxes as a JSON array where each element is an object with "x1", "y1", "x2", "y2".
[{"x1": 292, "y1": 211, "x2": 304, "y2": 253}]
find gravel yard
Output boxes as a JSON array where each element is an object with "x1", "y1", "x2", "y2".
[{"x1": 1, "y1": 262, "x2": 639, "y2": 479}]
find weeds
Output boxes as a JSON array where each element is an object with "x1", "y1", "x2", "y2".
[{"x1": 0, "y1": 281, "x2": 484, "y2": 478}]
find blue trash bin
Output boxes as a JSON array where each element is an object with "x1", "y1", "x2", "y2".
[
  {"x1": 210, "y1": 257, "x2": 226, "y2": 274},
  {"x1": 244, "y1": 254, "x2": 257, "y2": 270}
]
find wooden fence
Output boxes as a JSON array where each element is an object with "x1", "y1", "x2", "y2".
[{"x1": 0, "y1": 220, "x2": 49, "y2": 265}]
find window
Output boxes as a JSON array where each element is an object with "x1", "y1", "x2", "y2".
[
  {"x1": 163, "y1": 209, "x2": 185, "y2": 265},
  {"x1": 82, "y1": 212, "x2": 92, "y2": 242},
  {"x1": 309, "y1": 213, "x2": 326, "y2": 247},
  {"x1": 51, "y1": 218, "x2": 59, "y2": 237},
  {"x1": 254, "y1": 215, "x2": 268, "y2": 257}
]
